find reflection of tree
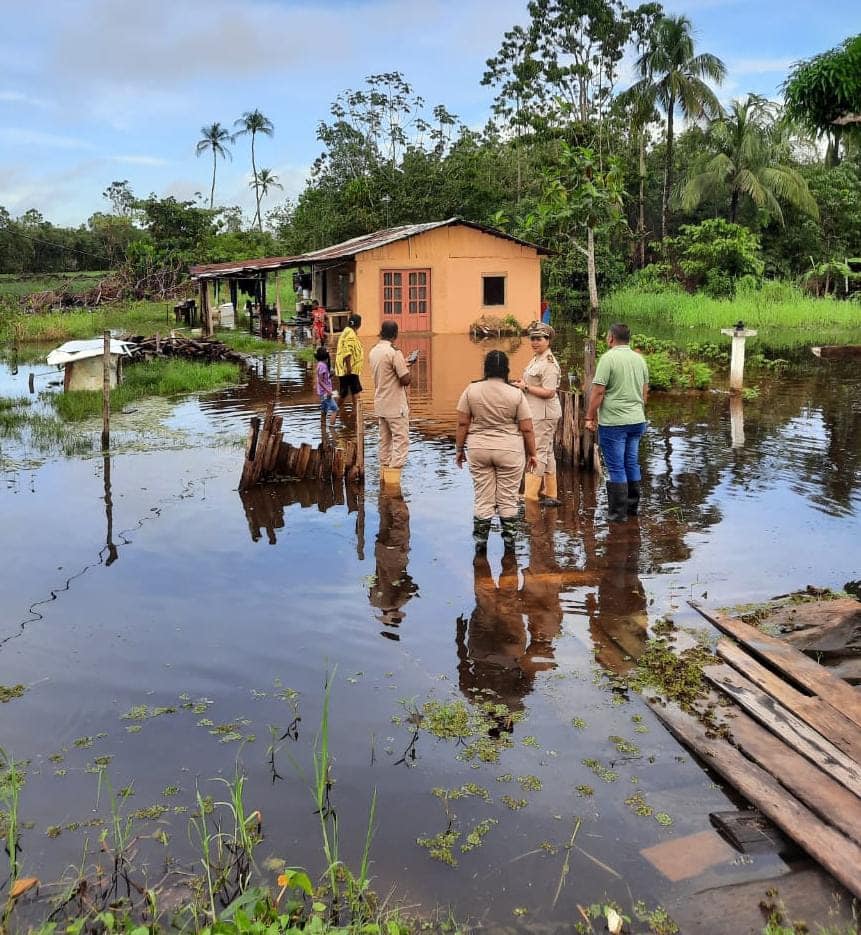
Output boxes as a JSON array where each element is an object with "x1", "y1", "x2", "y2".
[{"x1": 369, "y1": 493, "x2": 418, "y2": 639}]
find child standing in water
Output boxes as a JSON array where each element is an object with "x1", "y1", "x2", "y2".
[{"x1": 315, "y1": 345, "x2": 338, "y2": 427}]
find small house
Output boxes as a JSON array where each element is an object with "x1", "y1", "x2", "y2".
[{"x1": 189, "y1": 219, "x2": 549, "y2": 335}]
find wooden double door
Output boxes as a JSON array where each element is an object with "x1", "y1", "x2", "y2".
[{"x1": 381, "y1": 268, "x2": 431, "y2": 332}]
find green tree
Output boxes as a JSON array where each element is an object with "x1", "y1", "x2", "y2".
[
  {"x1": 628, "y1": 13, "x2": 726, "y2": 239},
  {"x1": 680, "y1": 95, "x2": 818, "y2": 224},
  {"x1": 102, "y1": 180, "x2": 136, "y2": 217},
  {"x1": 196, "y1": 122, "x2": 233, "y2": 209},
  {"x1": 234, "y1": 110, "x2": 274, "y2": 230},
  {"x1": 251, "y1": 169, "x2": 283, "y2": 230},
  {"x1": 664, "y1": 218, "x2": 763, "y2": 296},
  {"x1": 783, "y1": 35, "x2": 861, "y2": 167}
]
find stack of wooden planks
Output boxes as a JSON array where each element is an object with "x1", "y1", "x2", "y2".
[
  {"x1": 648, "y1": 603, "x2": 861, "y2": 899},
  {"x1": 127, "y1": 333, "x2": 247, "y2": 364},
  {"x1": 239, "y1": 403, "x2": 363, "y2": 490}
]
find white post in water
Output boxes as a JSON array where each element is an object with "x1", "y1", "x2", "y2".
[{"x1": 720, "y1": 325, "x2": 758, "y2": 392}]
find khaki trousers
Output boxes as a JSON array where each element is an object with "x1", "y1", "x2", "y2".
[
  {"x1": 534, "y1": 417, "x2": 560, "y2": 477},
  {"x1": 467, "y1": 446, "x2": 525, "y2": 519},
  {"x1": 378, "y1": 414, "x2": 410, "y2": 468}
]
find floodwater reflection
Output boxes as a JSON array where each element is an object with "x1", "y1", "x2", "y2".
[{"x1": 369, "y1": 492, "x2": 418, "y2": 638}]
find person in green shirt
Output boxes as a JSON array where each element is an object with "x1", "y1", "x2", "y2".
[{"x1": 584, "y1": 323, "x2": 649, "y2": 522}]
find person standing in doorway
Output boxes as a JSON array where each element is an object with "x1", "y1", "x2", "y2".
[
  {"x1": 456, "y1": 350, "x2": 538, "y2": 555},
  {"x1": 512, "y1": 321, "x2": 562, "y2": 506},
  {"x1": 334, "y1": 314, "x2": 364, "y2": 415},
  {"x1": 584, "y1": 323, "x2": 649, "y2": 522},
  {"x1": 369, "y1": 320, "x2": 414, "y2": 489}
]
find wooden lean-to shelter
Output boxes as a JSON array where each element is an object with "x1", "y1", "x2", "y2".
[{"x1": 190, "y1": 218, "x2": 549, "y2": 336}]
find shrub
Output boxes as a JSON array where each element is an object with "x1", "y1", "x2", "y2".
[
  {"x1": 664, "y1": 219, "x2": 764, "y2": 296},
  {"x1": 644, "y1": 352, "x2": 676, "y2": 390}
]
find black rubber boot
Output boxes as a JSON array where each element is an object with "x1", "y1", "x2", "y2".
[
  {"x1": 606, "y1": 482, "x2": 629, "y2": 523},
  {"x1": 473, "y1": 517, "x2": 492, "y2": 555},
  {"x1": 500, "y1": 516, "x2": 518, "y2": 552},
  {"x1": 627, "y1": 481, "x2": 641, "y2": 516}
]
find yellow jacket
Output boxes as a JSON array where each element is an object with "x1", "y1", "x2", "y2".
[{"x1": 335, "y1": 327, "x2": 364, "y2": 378}]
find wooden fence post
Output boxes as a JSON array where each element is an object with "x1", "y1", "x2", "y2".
[{"x1": 101, "y1": 330, "x2": 111, "y2": 451}]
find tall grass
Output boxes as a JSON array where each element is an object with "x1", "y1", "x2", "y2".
[
  {"x1": 1, "y1": 300, "x2": 177, "y2": 344},
  {"x1": 0, "y1": 271, "x2": 110, "y2": 299},
  {"x1": 52, "y1": 358, "x2": 241, "y2": 421},
  {"x1": 605, "y1": 281, "x2": 861, "y2": 330}
]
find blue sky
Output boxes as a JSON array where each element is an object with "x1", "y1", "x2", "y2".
[{"x1": 0, "y1": 0, "x2": 855, "y2": 227}]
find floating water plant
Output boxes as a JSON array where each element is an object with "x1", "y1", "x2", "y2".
[
  {"x1": 582, "y1": 759, "x2": 619, "y2": 783},
  {"x1": 0, "y1": 684, "x2": 26, "y2": 703},
  {"x1": 460, "y1": 818, "x2": 497, "y2": 853}
]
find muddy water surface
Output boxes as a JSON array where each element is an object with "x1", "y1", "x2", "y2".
[{"x1": 0, "y1": 333, "x2": 859, "y2": 926}]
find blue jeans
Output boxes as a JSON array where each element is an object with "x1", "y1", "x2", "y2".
[{"x1": 598, "y1": 422, "x2": 646, "y2": 484}]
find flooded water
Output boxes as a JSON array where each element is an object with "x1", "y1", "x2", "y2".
[{"x1": 0, "y1": 331, "x2": 859, "y2": 927}]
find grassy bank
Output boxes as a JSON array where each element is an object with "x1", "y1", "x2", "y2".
[
  {"x1": 0, "y1": 271, "x2": 111, "y2": 299},
  {"x1": 605, "y1": 282, "x2": 861, "y2": 330},
  {"x1": 52, "y1": 358, "x2": 242, "y2": 421},
  {"x1": 0, "y1": 300, "x2": 178, "y2": 344}
]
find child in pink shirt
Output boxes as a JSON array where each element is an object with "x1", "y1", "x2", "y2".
[{"x1": 315, "y1": 346, "x2": 338, "y2": 426}]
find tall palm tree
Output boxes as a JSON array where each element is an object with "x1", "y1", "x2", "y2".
[
  {"x1": 250, "y1": 169, "x2": 283, "y2": 231},
  {"x1": 195, "y1": 123, "x2": 233, "y2": 209},
  {"x1": 629, "y1": 15, "x2": 726, "y2": 239},
  {"x1": 680, "y1": 95, "x2": 819, "y2": 224},
  {"x1": 234, "y1": 110, "x2": 275, "y2": 230}
]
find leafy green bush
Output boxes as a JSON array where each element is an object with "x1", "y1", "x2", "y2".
[
  {"x1": 644, "y1": 352, "x2": 676, "y2": 390},
  {"x1": 664, "y1": 219, "x2": 764, "y2": 296},
  {"x1": 643, "y1": 352, "x2": 713, "y2": 391}
]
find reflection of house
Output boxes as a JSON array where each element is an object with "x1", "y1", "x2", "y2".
[{"x1": 190, "y1": 219, "x2": 548, "y2": 335}]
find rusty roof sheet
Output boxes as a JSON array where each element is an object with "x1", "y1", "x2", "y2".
[{"x1": 189, "y1": 218, "x2": 549, "y2": 278}]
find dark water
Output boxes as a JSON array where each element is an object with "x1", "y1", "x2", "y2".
[{"x1": 0, "y1": 334, "x2": 859, "y2": 926}]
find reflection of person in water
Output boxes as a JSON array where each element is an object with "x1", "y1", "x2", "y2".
[
  {"x1": 368, "y1": 492, "x2": 417, "y2": 638},
  {"x1": 520, "y1": 499, "x2": 563, "y2": 678},
  {"x1": 586, "y1": 523, "x2": 648, "y2": 676},
  {"x1": 457, "y1": 553, "x2": 533, "y2": 714}
]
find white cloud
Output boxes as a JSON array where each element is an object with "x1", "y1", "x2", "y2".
[
  {"x1": 111, "y1": 154, "x2": 170, "y2": 166},
  {"x1": 0, "y1": 90, "x2": 52, "y2": 108},
  {"x1": 730, "y1": 57, "x2": 795, "y2": 75},
  {"x1": 0, "y1": 128, "x2": 94, "y2": 150}
]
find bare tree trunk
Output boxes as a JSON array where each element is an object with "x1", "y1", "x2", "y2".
[
  {"x1": 251, "y1": 133, "x2": 261, "y2": 230},
  {"x1": 661, "y1": 102, "x2": 674, "y2": 241},
  {"x1": 638, "y1": 130, "x2": 646, "y2": 268},
  {"x1": 210, "y1": 151, "x2": 217, "y2": 209},
  {"x1": 730, "y1": 188, "x2": 739, "y2": 223}
]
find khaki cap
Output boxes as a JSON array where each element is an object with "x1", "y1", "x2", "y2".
[{"x1": 528, "y1": 321, "x2": 555, "y2": 339}]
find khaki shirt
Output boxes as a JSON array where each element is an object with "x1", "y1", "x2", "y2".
[
  {"x1": 369, "y1": 340, "x2": 410, "y2": 418},
  {"x1": 523, "y1": 348, "x2": 562, "y2": 420},
  {"x1": 457, "y1": 378, "x2": 532, "y2": 452}
]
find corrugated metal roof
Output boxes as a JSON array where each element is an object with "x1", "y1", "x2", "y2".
[{"x1": 189, "y1": 218, "x2": 549, "y2": 279}]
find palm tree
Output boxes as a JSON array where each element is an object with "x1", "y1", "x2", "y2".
[
  {"x1": 250, "y1": 169, "x2": 283, "y2": 231},
  {"x1": 629, "y1": 15, "x2": 726, "y2": 239},
  {"x1": 195, "y1": 123, "x2": 233, "y2": 209},
  {"x1": 234, "y1": 110, "x2": 275, "y2": 230},
  {"x1": 680, "y1": 95, "x2": 819, "y2": 224}
]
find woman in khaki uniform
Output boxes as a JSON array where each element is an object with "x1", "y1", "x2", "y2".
[
  {"x1": 455, "y1": 351, "x2": 537, "y2": 555},
  {"x1": 512, "y1": 321, "x2": 562, "y2": 506},
  {"x1": 455, "y1": 351, "x2": 538, "y2": 555}
]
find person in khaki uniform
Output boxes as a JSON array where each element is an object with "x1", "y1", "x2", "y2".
[
  {"x1": 513, "y1": 321, "x2": 562, "y2": 506},
  {"x1": 369, "y1": 320, "x2": 414, "y2": 489},
  {"x1": 455, "y1": 350, "x2": 538, "y2": 555}
]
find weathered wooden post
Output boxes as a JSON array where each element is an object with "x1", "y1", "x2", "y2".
[
  {"x1": 355, "y1": 396, "x2": 365, "y2": 478},
  {"x1": 101, "y1": 330, "x2": 111, "y2": 451},
  {"x1": 721, "y1": 324, "x2": 758, "y2": 393},
  {"x1": 199, "y1": 280, "x2": 213, "y2": 337}
]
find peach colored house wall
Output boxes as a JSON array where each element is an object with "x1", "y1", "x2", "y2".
[{"x1": 353, "y1": 224, "x2": 542, "y2": 334}]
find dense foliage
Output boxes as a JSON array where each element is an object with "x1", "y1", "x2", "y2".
[{"x1": 1, "y1": 17, "x2": 859, "y2": 317}]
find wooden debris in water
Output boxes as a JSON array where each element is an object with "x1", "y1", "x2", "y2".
[{"x1": 127, "y1": 333, "x2": 247, "y2": 365}]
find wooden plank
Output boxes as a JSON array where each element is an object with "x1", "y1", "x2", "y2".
[
  {"x1": 720, "y1": 705, "x2": 861, "y2": 847},
  {"x1": 718, "y1": 638, "x2": 861, "y2": 763},
  {"x1": 294, "y1": 443, "x2": 312, "y2": 479},
  {"x1": 238, "y1": 417, "x2": 261, "y2": 490},
  {"x1": 704, "y1": 663, "x2": 861, "y2": 798},
  {"x1": 646, "y1": 698, "x2": 861, "y2": 898},
  {"x1": 690, "y1": 602, "x2": 861, "y2": 730}
]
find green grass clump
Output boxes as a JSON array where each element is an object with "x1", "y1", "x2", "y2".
[
  {"x1": 215, "y1": 330, "x2": 284, "y2": 355},
  {"x1": 51, "y1": 358, "x2": 241, "y2": 421},
  {"x1": 606, "y1": 281, "x2": 861, "y2": 330},
  {"x1": 1, "y1": 300, "x2": 176, "y2": 344},
  {"x1": 0, "y1": 271, "x2": 110, "y2": 299}
]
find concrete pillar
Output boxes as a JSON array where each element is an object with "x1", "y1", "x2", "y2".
[{"x1": 721, "y1": 327, "x2": 758, "y2": 392}]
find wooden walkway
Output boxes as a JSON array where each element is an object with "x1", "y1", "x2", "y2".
[{"x1": 648, "y1": 603, "x2": 861, "y2": 900}]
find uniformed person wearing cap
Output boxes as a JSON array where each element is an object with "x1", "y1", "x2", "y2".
[{"x1": 512, "y1": 321, "x2": 562, "y2": 506}]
